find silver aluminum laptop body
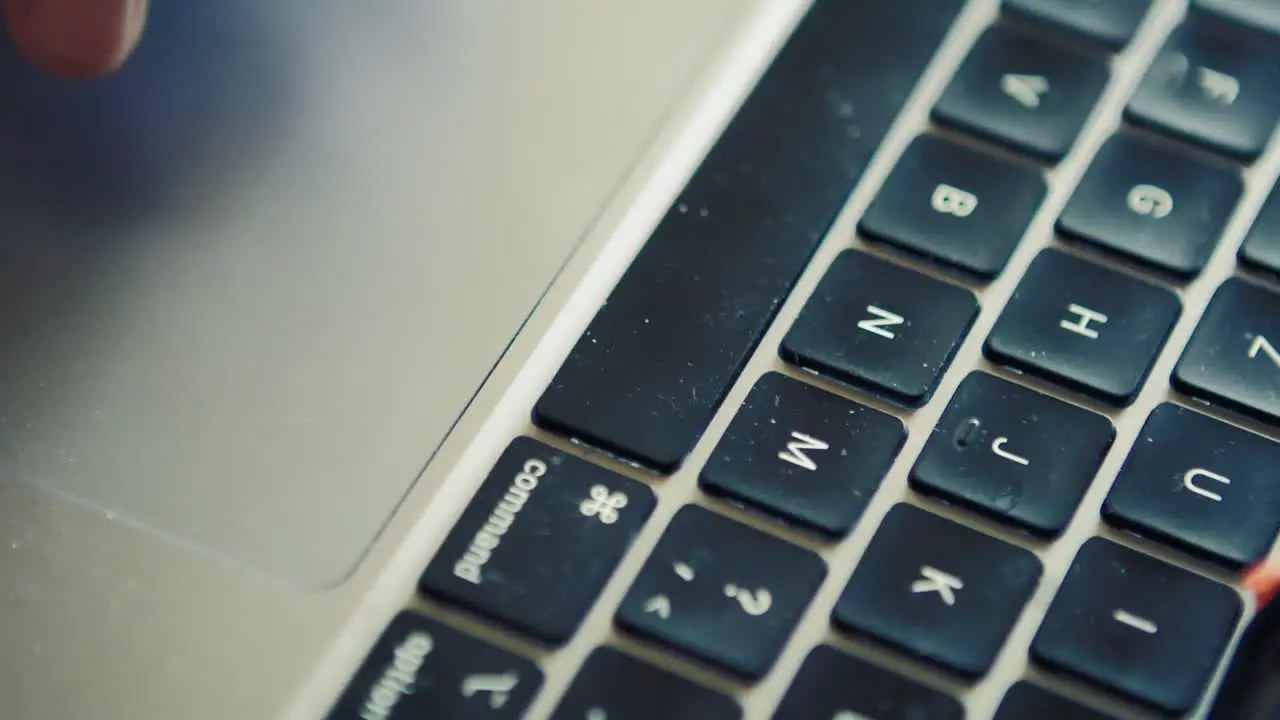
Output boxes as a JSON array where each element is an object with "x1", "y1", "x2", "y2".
[{"x1": 0, "y1": 1, "x2": 1266, "y2": 718}]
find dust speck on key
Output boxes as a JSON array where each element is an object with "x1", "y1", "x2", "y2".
[{"x1": 995, "y1": 485, "x2": 1021, "y2": 511}]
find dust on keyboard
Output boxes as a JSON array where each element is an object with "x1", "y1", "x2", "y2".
[{"x1": 327, "y1": 1, "x2": 1280, "y2": 718}]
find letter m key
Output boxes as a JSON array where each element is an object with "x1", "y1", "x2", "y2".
[
  {"x1": 1249, "y1": 335, "x2": 1280, "y2": 369},
  {"x1": 778, "y1": 431, "x2": 829, "y2": 471}
]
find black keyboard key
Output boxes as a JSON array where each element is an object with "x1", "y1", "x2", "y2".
[
  {"x1": 1240, "y1": 184, "x2": 1280, "y2": 274},
  {"x1": 781, "y1": 251, "x2": 978, "y2": 407},
  {"x1": 833, "y1": 504, "x2": 1042, "y2": 678},
  {"x1": 532, "y1": 0, "x2": 966, "y2": 472},
  {"x1": 1032, "y1": 537, "x2": 1242, "y2": 714},
  {"x1": 1175, "y1": 277, "x2": 1280, "y2": 424},
  {"x1": 551, "y1": 646, "x2": 740, "y2": 720},
  {"x1": 1196, "y1": 0, "x2": 1280, "y2": 34},
  {"x1": 934, "y1": 26, "x2": 1110, "y2": 160},
  {"x1": 985, "y1": 249, "x2": 1181, "y2": 405},
  {"x1": 771, "y1": 645, "x2": 964, "y2": 720},
  {"x1": 1105, "y1": 403, "x2": 1280, "y2": 567},
  {"x1": 911, "y1": 372, "x2": 1114, "y2": 537},
  {"x1": 996, "y1": 682, "x2": 1118, "y2": 720},
  {"x1": 700, "y1": 372, "x2": 905, "y2": 537},
  {"x1": 326, "y1": 612, "x2": 542, "y2": 719},
  {"x1": 420, "y1": 438, "x2": 655, "y2": 644},
  {"x1": 1058, "y1": 132, "x2": 1241, "y2": 277},
  {"x1": 860, "y1": 135, "x2": 1045, "y2": 277},
  {"x1": 1127, "y1": 12, "x2": 1280, "y2": 159},
  {"x1": 1004, "y1": 0, "x2": 1153, "y2": 50},
  {"x1": 615, "y1": 505, "x2": 825, "y2": 679}
]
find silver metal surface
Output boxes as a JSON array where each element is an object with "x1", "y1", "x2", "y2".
[
  {"x1": 2, "y1": 0, "x2": 1272, "y2": 717},
  {"x1": 0, "y1": 0, "x2": 742, "y2": 588},
  {"x1": 0, "y1": 0, "x2": 749, "y2": 717}
]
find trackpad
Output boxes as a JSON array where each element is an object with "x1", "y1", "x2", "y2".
[{"x1": 0, "y1": 0, "x2": 729, "y2": 586}]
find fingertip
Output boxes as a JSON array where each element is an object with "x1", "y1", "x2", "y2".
[
  {"x1": 1245, "y1": 561, "x2": 1280, "y2": 608},
  {"x1": 4, "y1": 0, "x2": 147, "y2": 78}
]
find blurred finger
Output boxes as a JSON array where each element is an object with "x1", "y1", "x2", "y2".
[{"x1": 3, "y1": 0, "x2": 147, "y2": 77}]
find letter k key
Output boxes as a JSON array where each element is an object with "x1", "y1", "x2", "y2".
[{"x1": 911, "y1": 565, "x2": 964, "y2": 606}]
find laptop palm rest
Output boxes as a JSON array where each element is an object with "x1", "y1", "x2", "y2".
[{"x1": 0, "y1": 0, "x2": 732, "y2": 587}]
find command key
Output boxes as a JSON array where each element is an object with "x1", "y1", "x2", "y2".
[{"x1": 420, "y1": 436, "x2": 656, "y2": 644}]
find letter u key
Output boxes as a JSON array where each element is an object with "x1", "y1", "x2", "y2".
[{"x1": 1184, "y1": 468, "x2": 1229, "y2": 502}]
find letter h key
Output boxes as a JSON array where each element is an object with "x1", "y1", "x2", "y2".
[
  {"x1": 985, "y1": 249, "x2": 1181, "y2": 406},
  {"x1": 1060, "y1": 303, "x2": 1107, "y2": 340}
]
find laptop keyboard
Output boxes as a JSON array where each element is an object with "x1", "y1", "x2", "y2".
[{"x1": 326, "y1": 0, "x2": 1280, "y2": 717}]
